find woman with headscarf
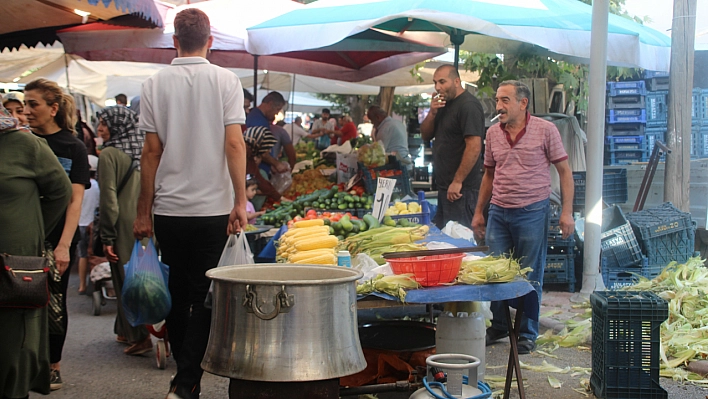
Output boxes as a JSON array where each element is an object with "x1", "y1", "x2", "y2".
[
  {"x1": 95, "y1": 105, "x2": 151, "y2": 356},
  {"x1": 23, "y1": 78, "x2": 89, "y2": 391},
  {"x1": 0, "y1": 103, "x2": 72, "y2": 399}
]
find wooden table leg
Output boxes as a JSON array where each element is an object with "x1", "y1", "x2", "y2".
[{"x1": 503, "y1": 299, "x2": 526, "y2": 399}]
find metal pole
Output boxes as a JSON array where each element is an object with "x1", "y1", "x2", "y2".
[
  {"x1": 290, "y1": 73, "x2": 296, "y2": 141},
  {"x1": 253, "y1": 55, "x2": 259, "y2": 105},
  {"x1": 576, "y1": 0, "x2": 609, "y2": 299},
  {"x1": 63, "y1": 53, "x2": 71, "y2": 92}
]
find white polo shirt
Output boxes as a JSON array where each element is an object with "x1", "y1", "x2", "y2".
[{"x1": 140, "y1": 57, "x2": 246, "y2": 217}]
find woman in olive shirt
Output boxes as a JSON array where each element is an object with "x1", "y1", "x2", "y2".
[{"x1": 0, "y1": 104, "x2": 72, "y2": 399}]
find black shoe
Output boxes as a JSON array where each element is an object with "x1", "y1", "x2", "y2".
[
  {"x1": 166, "y1": 384, "x2": 199, "y2": 399},
  {"x1": 50, "y1": 369, "x2": 63, "y2": 391},
  {"x1": 517, "y1": 337, "x2": 536, "y2": 355},
  {"x1": 485, "y1": 327, "x2": 509, "y2": 346}
]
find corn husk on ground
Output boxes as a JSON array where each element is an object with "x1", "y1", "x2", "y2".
[
  {"x1": 457, "y1": 255, "x2": 532, "y2": 284},
  {"x1": 618, "y1": 257, "x2": 708, "y2": 381},
  {"x1": 276, "y1": 219, "x2": 338, "y2": 265}
]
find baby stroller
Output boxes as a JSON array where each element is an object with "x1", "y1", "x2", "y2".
[
  {"x1": 148, "y1": 321, "x2": 171, "y2": 369},
  {"x1": 89, "y1": 262, "x2": 115, "y2": 316}
]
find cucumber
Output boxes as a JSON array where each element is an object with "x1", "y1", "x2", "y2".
[
  {"x1": 340, "y1": 216, "x2": 353, "y2": 232},
  {"x1": 363, "y1": 214, "x2": 380, "y2": 229}
]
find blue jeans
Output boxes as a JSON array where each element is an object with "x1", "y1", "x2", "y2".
[{"x1": 488, "y1": 198, "x2": 549, "y2": 341}]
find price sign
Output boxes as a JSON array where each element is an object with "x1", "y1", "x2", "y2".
[{"x1": 371, "y1": 177, "x2": 396, "y2": 221}]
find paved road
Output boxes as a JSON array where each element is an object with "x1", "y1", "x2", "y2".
[{"x1": 30, "y1": 268, "x2": 708, "y2": 399}]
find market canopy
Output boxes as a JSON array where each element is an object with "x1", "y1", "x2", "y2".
[
  {"x1": 0, "y1": 0, "x2": 167, "y2": 51},
  {"x1": 247, "y1": 0, "x2": 672, "y2": 72},
  {"x1": 57, "y1": 0, "x2": 446, "y2": 82}
]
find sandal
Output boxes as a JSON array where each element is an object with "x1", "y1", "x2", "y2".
[{"x1": 124, "y1": 337, "x2": 153, "y2": 356}]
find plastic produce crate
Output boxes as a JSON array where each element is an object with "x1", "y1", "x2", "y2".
[
  {"x1": 701, "y1": 89, "x2": 708, "y2": 123},
  {"x1": 601, "y1": 256, "x2": 648, "y2": 290},
  {"x1": 590, "y1": 291, "x2": 668, "y2": 399},
  {"x1": 606, "y1": 81, "x2": 647, "y2": 96},
  {"x1": 607, "y1": 95, "x2": 645, "y2": 110},
  {"x1": 604, "y1": 150, "x2": 647, "y2": 165},
  {"x1": 573, "y1": 168, "x2": 628, "y2": 207},
  {"x1": 547, "y1": 215, "x2": 575, "y2": 248},
  {"x1": 389, "y1": 191, "x2": 431, "y2": 225},
  {"x1": 543, "y1": 254, "x2": 575, "y2": 292},
  {"x1": 698, "y1": 127, "x2": 708, "y2": 157},
  {"x1": 607, "y1": 109, "x2": 646, "y2": 124},
  {"x1": 626, "y1": 203, "x2": 696, "y2": 268},
  {"x1": 599, "y1": 206, "x2": 643, "y2": 269},
  {"x1": 605, "y1": 135, "x2": 643, "y2": 151},
  {"x1": 645, "y1": 91, "x2": 668, "y2": 127},
  {"x1": 644, "y1": 128, "x2": 666, "y2": 154},
  {"x1": 359, "y1": 161, "x2": 413, "y2": 199},
  {"x1": 646, "y1": 76, "x2": 669, "y2": 91},
  {"x1": 643, "y1": 70, "x2": 668, "y2": 79},
  {"x1": 606, "y1": 123, "x2": 645, "y2": 136}
]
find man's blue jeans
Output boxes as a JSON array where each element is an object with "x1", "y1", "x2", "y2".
[{"x1": 488, "y1": 198, "x2": 549, "y2": 341}]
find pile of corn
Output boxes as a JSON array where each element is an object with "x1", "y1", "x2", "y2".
[
  {"x1": 340, "y1": 225, "x2": 430, "y2": 265},
  {"x1": 356, "y1": 274, "x2": 421, "y2": 302},
  {"x1": 276, "y1": 219, "x2": 338, "y2": 265},
  {"x1": 457, "y1": 255, "x2": 532, "y2": 284}
]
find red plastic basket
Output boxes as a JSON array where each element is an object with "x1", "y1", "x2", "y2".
[{"x1": 388, "y1": 253, "x2": 465, "y2": 287}]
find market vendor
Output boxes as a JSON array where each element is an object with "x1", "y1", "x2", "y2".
[
  {"x1": 311, "y1": 108, "x2": 337, "y2": 150},
  {"x1": 472, "y1": 80, "x2": 574, "y2": 355},
  {"x1": 325, "y1": 115, "x2": 358, "y2": 146},
  {"x1": 366, "y1": 105, "x2": 412, "y2": 170},
  {"x1": 245, "y1": 91, "x2": 290, "y2": 174},
  {"x1": 420, "y1": 65, "x2": 485, "y2": 230},
  {"x1": 243, "y1": 125, "x2": 282, "y2": 201}
]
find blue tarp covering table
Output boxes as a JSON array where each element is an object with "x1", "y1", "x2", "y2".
[{"x1": 358, "y1": 279, "x2": 539, "y2": 321}]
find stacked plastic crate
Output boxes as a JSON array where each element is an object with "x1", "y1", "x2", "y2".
[
  {"x1": 644, "y1": 71, "x2": 704, "y2": 159},
  {"x1": 596, "y1": 206, "x2": 648, "y2": 290},
  {"x1": 626, "y1": 203, "x2": 697, "y2": 279},
  {"x1": 605, "y1": 81, "x2": 647, "y2": 165},
  {"x1": 544, "y1": 204, "x2": 576, "y2": 292}
]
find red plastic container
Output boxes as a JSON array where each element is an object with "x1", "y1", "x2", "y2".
[{"x1": 388, "y1": 253, "x2": 465, "y2": 287}]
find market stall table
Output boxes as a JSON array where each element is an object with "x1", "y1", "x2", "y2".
[{"x1": 358, "y1": 280, "x2": 538, "y2": 399}]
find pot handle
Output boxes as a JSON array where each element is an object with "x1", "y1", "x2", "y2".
[{"x1": 243, "y1": 285, "x2": 293, "y2": 320}]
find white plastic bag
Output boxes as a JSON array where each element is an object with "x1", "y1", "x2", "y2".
[
  {"x1": 270, "y1": 163, "x2": 293, "y2": 194},
  {"x1": 336, "y1": 152, "x2": 359, "y2": 184},
  {"x1": 442, "y1": 221, "x2": 477, "y2": 245},
  {"x1": 204, "y1": 233, "x2": 253, "y2": 309}
]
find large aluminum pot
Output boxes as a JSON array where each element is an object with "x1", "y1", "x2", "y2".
[{"x1": 202, "y1": 264, "x2": 366, "y2": 382}]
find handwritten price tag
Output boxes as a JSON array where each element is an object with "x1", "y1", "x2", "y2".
[{"x1": 372, "y1": 177, "x2": 396, "y2": 221}]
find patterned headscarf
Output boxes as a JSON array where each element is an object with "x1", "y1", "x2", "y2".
[
  {"x1": 0, "y1": 103, "x2": 19, "y2": 132},
  {"x1": 243, "y1": 126, "x2": 277, "y2": 156},
  {"x1": 97, "y1": 105, "x2": 145, "y2": 168}
]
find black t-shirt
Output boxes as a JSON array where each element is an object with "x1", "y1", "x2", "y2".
[
  {"x1": 432, "y1": 90, "x2": 485, "y2": 191},
  {"x1": 34, "y1": 129, "x2": 90, "y2": 247}
]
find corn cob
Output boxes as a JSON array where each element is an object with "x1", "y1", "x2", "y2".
[
  {"x1": 288, "y1": 248, "x2": 336, "y2": 263},
  {"x1": 294, "y1": 235, "x2": 338, "y2": 251},
  {"x1": 293, "y1": 253, "x2": 337, "y2": 265},
  {"x1": 283, "y1": 225, "x2": 330, "y2": 239},
  {"x1": 293, "y1": 219, "x2": 325, "y2": 228}
]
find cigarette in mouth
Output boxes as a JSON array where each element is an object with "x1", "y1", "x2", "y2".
[{"x1": 490, "y1": 114, "x2": 501, "y2": 122}]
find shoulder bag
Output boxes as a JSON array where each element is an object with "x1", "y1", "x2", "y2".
[{"x1": 0, "y1": 252, "x2": 50, "y2": 308}]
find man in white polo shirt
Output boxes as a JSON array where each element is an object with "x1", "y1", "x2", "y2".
[{"x1": 133, "y1": 8, "x2": 247, "y2": 399}]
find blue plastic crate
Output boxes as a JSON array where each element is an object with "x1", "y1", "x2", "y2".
[
  {"x1": 544, "y1": 254, "x2": 575, "y2": 292},
  {"x1": 645, "y1": 91, "x2": 668, "y2": 126},
  {"x1": 607, "y1": 81, "x2": 647, "y2": 96},
  {"x1": 599, "y1": 206, "x2": 644, "y2": 269},
  {"x1": 693, "y1": 88, "x2": 701, "y2": 121},
  {"x1": 698, "y1": 127, "x2": 708, "y2": 157},
  {"x1": 604, "y1": 150, "x2": 647, "y2": 165},
  {"x1": 626, "y1": 203, "x2": 696, "y2": 268},
  {"x1": 605, "y1": 135, "x2": 643, "y2": 145},
  {"x1": 605, "y1": 142, "x2": 643, "y2": 151},
  {"x1": 607, "y1": 109, "x2": 647, "y2": 124},
  {"x1": 644, "y1": 129, "x2": 666, "y2": 160},
  {"x1": 590, "y1": 291, "x2": 668, "y2": 399},
  {"x1": 573, "y1": 168, "x2": 628, "y2": 206},
  {"x1": 389, "y1": 192, "x2": 431, "y2": 225},
  {"x1": 701, "y1": 89, "x2": 708, "y2": 123},
  {"x1": 606, "y1": 123, "x2": 645, "y2": 136},
  {"x1": 607, "y1": 95, "x2": 646, "y2": 110},
  {"x1": 601, "y1": 268, "x2": 642, "y2": 290},
  {"x1": 359, "y1": 161, "x2": 413, "y2": 199}
]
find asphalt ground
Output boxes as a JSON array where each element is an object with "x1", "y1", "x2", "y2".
[{"x1": 32, "y1": 267, "x2": 708, "y2": 399}]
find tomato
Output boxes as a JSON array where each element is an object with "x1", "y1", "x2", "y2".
[
  {"x1": 293, "y1": 216, "x2": 303, "y2": 222},
  {"x1": 306, "y1": 209, "x2": 317, "y2": 217}
]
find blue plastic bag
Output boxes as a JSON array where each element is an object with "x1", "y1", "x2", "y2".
[{"x1": 122, "y1": 240, "x2": 171, "y2": 327}]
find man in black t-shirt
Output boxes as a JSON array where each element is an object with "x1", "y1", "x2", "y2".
[{"x1": 420, "y1": 65, "x2": 485, "y2": 230}]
